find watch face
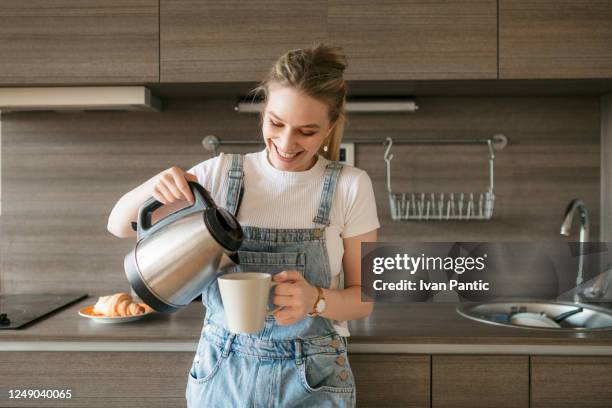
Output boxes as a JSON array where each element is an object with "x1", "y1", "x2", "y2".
[{"x1": 316, "y1": 298, "x2": 326, "y2": 313}]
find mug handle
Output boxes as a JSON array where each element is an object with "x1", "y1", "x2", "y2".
[{"x1": 267, "y1": 281, "x2": 283, "y2": 315}]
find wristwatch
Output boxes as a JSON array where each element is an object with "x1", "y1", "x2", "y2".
[{"x1": 307, "y1": 287, "x2": 326, "y2": 317}]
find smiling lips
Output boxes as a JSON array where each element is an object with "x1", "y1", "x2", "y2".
[{"x1": 273, "y1": 142, "x2": 303, "y2": 161}]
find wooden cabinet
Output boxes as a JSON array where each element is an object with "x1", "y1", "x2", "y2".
[
  {"x1": 4, "y1": 351, "x2": 612, "y2": 406},
  {"x1": 499, "y1": 0, "x2": 612, "y2": 79},
  {"x1": 160, "y1": 0, "x2": 497, "y2": 83},
  {"x1": 0, "y1": 351, "x2": 193, "y2": 407},
  {"x1": 0, "y1": 1, "x2": 159, "y2": 85},
  {"x1": 5, "y1": 1, "x2": 612, "y2": 84},
  {"x1": 0, "y1": 351, "x2": 431, "y2": 407},
  {"x1": 350, "y1": 354, "x2": 430, "y2": 408},
  {"x1": 328, "y1": 0, "x2": 498, "y2": 80},
  {"x1": 531, "y1": 356, "x2": 612, "y2": 408},
  {"x1": 432, "y1": 355, "x2": 529, "y2": 408},
  {"x1": 160, "y1": 0, "x2": 327, "y2": 82}
]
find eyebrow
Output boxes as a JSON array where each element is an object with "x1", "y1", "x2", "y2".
[{"x1": 268, "y1": 111, "x2": 320, "y2": 129}]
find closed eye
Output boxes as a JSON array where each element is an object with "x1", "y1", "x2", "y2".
[{"x1": 270, "y1": 118, "x2": 316, "y2": 136}]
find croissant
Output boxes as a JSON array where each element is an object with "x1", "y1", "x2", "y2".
[{"x1": 93, "y1": 292, "x2": 147, "y2": 317}]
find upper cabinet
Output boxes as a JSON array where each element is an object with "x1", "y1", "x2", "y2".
[
  {"x1": 160, "y1": 0, "x2": 497, "y2": 83},
  {"x1": 500, "y1": 0, "x2": 612, "y2": 79},
  {"x1": 0, "y1": 1, "x2": 159, "y2": 85},
  {"x1": 4, "y1": 1, "x2": 612, "y2": 85},
  {"x1": 160, "y1": 1, "x2": 327, "y2": 82},
  {"x1": 328, "y1": 0, "x2": 498, "y2": 80}
]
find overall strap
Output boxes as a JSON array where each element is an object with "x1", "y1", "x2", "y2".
[
  {"x1": 312, "y1": 161, "x2": 343, "y2": 226},
  {"x1": 225, "y1": 154, "x2": 244, "y2": 216}
]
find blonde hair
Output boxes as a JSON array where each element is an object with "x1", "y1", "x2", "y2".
[{"x1": 251, "y1": 44, "x2": 348, "y2": 161}]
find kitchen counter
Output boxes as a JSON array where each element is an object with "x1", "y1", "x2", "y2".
[{"x1": 2, "y1": 296, "x2": 612, "y2": 354}]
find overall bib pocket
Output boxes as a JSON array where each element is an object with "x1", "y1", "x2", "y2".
[
  {"x1": 233, "y1": 250, "x2": 305, "y2": 275},
  {"x1": 298, "y1": 351, "x2": 355, "y2": 394}
]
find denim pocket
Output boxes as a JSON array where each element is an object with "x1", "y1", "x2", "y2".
[
  {"x1": 188, "y1": 339, "x2": 228, "y2": 384},
  {"x1": 233, "y1": 250, "x2": 306, "y2": 275},
  {"x1": 298, "y1": 351, "x2": 355, "y2": 394}
]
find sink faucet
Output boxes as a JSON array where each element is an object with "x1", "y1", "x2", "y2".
[{"x1": 560, "y1": 199, "x2": 589, "y2": 302}]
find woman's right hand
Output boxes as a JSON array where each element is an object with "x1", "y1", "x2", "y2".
[{"x1": 152, "y1": 166, "x2": 198, "y2": 205}]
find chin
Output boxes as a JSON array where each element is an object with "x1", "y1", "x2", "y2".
[{"x1": 273, "y1": 157, "x2": 302, "y2": 171}]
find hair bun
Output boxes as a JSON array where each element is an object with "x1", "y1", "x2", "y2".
[{"x1": 310, "y1": 44, "x2": 348, "y2": 75}]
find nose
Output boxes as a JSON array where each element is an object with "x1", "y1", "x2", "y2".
[{"x1": 275, "y1": 128, "x2": 298, "y2": 151}]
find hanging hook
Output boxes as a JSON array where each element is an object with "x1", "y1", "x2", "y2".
[
  {"x1": 384, "y1": 137, "x2": 394, "y2": 193},
  {"x1": 383, "y1": 137, "x2": 394, "y2": 162},
  {"x1": 487, "y1": 138, "x2": 495, "y2": 160}
]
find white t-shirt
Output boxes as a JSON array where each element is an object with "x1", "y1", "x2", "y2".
[{"x1": 189, "y1": 149, "x2": 380, "y2": 336}]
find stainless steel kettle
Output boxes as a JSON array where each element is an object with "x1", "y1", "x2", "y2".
[{"x1": 124, "y1": 181, "x2": 243, "y2": 312}]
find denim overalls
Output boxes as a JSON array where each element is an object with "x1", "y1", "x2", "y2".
[{"x1": 186, "y1": 154, "x2": 356, "y2": 408}]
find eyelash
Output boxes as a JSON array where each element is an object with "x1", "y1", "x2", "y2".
[{"x1": 270, "y1": 119, "x2": 316, "y2": 136}]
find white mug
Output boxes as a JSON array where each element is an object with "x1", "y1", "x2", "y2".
[{"x1": 217, "y1": 272, "x2": 282, "y2": 334}]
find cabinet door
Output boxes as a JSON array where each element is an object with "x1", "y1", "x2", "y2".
[
  {"x1": 328, "y1": 0, "x2": 497, "y2": 80},
  {"x1": 0, "y1": 1, "x2": 159, "y2": 85},
  {"x1": 160, "y1": 0, "x2": 327, "y2": 83},
  {"x1": 432, "y1": 355, "x2": 529, "y2": 408},
  {"x1": 0, "y1": 351, "x2": 193, "y2": 407},
  {"x1": 500, "y1": 0, "x2": 612, "y2": 79},
  {"x1": 350, "y1": 354, "x2": 430, "y2": 408},
  {"x1": 531, "y1": 356, "x2": 612, "y2": 408}
]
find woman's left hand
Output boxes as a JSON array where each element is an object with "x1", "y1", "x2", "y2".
[{"x1": 271, "y1": 271, "x2": 319, "y2": 325}]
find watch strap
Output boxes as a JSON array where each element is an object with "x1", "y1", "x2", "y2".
[{"x1": 307, "y1": 287, "x2": 325, "y2": 317}]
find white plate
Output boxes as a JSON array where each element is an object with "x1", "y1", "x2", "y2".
[
  {"x1": 510, "y1": 312, "x2": 561, "y2": 328},
  {"x1": 78, "y1": 304, "x2": 156, "y2": 324}
]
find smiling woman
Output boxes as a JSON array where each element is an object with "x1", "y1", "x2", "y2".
[
  {"x1": 107, "y1": 44, "x2": 380, "y2": 408},
  {"x1": 184, "y1": 45, "x2": 379, "y2": 408}
]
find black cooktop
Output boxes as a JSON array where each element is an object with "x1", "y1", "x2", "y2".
[{"x1": 0, "y1": 293, "x2": 88, "y2": 330}]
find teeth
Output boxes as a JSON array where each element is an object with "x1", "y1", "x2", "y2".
[{"x1": 276, "y1": 145, "x2": 300, "y2": 159}]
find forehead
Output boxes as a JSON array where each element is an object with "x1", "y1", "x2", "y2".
[{"x1": 265, "y1": 85, "x2": 329, "y2": 126}]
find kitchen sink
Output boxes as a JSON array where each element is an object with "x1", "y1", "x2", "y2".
[{"x1": 456, "y1": 301, "x2": 612, "y2": 331}]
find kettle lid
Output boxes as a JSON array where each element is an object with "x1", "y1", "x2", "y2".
[{"x1": 203, "y1": 207, "x2": 243, "y2": 251}]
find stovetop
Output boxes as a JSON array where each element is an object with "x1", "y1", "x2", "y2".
[{"x1": 0, "y1": 293, "x2": 88, "y2": 329}]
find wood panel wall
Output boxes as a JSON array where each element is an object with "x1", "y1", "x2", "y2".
[
  {"x1": 601, "y1": 93, "x2": 612, "y2": 241},
  {"x1": 0, "y1": 96, "x2": 600, "y2": 295}
]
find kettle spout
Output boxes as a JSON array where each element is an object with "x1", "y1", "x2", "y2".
[{"x1": 219, "y1": 252, "x2": 239, "y2": 270}]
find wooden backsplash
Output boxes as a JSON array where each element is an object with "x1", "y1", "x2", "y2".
[{"x1": 0, "y1": 96, "x2": 600, "y2": 295}]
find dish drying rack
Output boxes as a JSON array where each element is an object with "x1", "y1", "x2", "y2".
[{"x1": 384, "y1": 134, "x2": 507, "y2": 221}]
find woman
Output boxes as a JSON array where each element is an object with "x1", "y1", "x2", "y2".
[{"x1": 107, "y1": 44, "x2": 379, "y2": 407}]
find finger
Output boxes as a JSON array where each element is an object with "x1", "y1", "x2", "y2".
[
  {"x1": 157, "y1": 182, "x2": 178, "y2": 203},
  {"x1": 160, "y1": 174, "x2": 184, "y2": 201},
  {"x1": 154, "y1": 184, "x2": 176, "y2": 204},
  {"x1": 276, "y1": 312, "x2": 300, "y2": 326},
  {"x1": 273, "y1": 270, "x2": 304, "y2": 282},
  {"x1": 170, "y1": 171, "x2": 195, "y2": 203},
  {"x1": 185, "y1": 172, "x2": 198, "y2": 183},
  {"x1": 275, "y1": 316, "x2": 296, "y2": 326},
  {"x1": 152, "y1": 190, "x2": 168, "y2": 205},
  {"x1": 273, "y1": 283, "x2": 297, "y2": 296},
  {"x1": 273, "y1": 307, "x2": 297, "y2": 321},
  {"x1": 272, "y1": 295, "x2": 295, "y2": 307}
]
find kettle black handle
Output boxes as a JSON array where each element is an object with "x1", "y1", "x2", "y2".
[{"x1": 136, "y1": 181, "x2": 216, "y2": 240}]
